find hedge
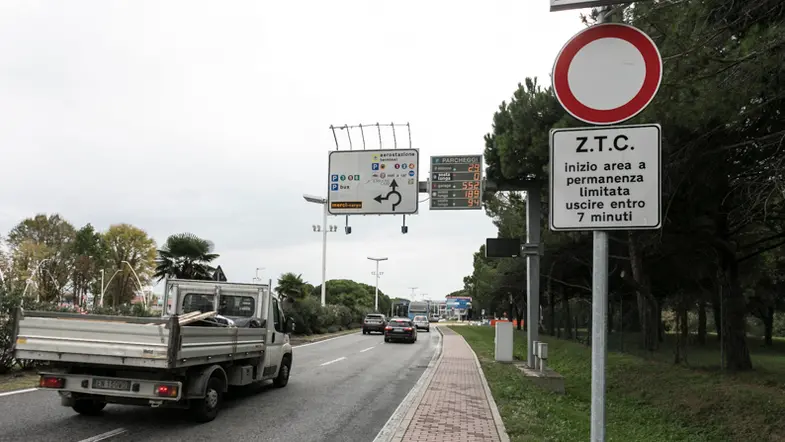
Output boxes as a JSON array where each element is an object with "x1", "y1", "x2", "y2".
[{"x1": 283, "y1": 297, "x2": 370, "y2": 335}]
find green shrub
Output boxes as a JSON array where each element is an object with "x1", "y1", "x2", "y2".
[{"x1": 282, "y1": 297, "x2": 362, "y2": 335}]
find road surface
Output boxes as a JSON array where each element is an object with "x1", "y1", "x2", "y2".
[{"x1": 0, "y1": 329, "x2": 441, "y2": 442}]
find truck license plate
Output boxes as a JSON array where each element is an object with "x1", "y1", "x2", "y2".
[{"x1": 93, "y1": 378, "x2": 131, "y2": 391}]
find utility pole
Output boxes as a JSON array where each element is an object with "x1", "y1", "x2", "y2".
[
  {"x1": 302, "y1": 194, "x2": 337, "y2": 307},
  {"x1": 253, "y1": 267, "x2": 265, "y2": 284},
  {"x1": 367, "y1": 257, "x2": 388, "y2": 312}
]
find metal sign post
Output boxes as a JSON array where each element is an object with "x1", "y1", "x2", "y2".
[
  {"x1": 549, "y1": 0, "x2": 620, "y2": 12},
  {"x1": 526, "y1": 188, "x2": 542, "y2": 368},
  {"x1": 549, "y1": 7, "x2": 664, "y2": 441}
]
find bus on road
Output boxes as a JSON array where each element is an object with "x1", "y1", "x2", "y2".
[{"x1": 408, "y1": 301, "x2": 429, "y2": 321}]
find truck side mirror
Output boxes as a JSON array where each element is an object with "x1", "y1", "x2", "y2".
[{"x1": 285, "y1": 317, "x2": 295, "y2": 334}]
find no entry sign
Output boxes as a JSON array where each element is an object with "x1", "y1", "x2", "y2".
[{"x1": 552, "y1": 23, "x2": 662, "y2": 126}]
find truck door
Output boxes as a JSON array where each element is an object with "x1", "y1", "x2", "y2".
[{"x1": 263, "y1": 296, "x2": 285, "y2": 378}]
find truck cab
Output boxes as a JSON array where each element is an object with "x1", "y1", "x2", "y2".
[{"x1": 163, "y1": 279, "x2": 294, "y2": 380}]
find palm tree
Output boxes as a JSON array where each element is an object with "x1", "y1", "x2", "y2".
[
  {"x1": 153, "y1": 233, "x2": 219, "y2": 282},
  {"x1": 275, "y1": 273, "x2": 309, "y2": 301}
]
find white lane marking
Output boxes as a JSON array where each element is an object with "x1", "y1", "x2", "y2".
[
  {"x1": 0, "y1": 387, "x2": 38, "y2": 397},
  {"x1": 360, "y1": 346, "x2": 375, "y2": 353},
  {"x1": 320, "y1": 356, "x2": 347, "y2": 366},
  {"x1": 78, "y1": 428, "x2": 128, "y2": 442},
  {"x1": 292, "y1": 332, "x2": 360, "y2": 349}
]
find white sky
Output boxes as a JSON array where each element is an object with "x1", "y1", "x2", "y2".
[{"x1": 0, "y1": 1, "x2": 587, "y2": 300}]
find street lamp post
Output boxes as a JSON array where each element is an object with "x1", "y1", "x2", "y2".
[
  {"x1": 367, "y1": 257, "x2": 388, "y2": 312},
  {"x1": 22, "y1": 258, "x2": 52, "y2": 301},
  {"x1": 303, "y1": 194, "x2": 337, "y2": 307},
  {"x1": 99, "y1": 269, "x2": 122, "y2": 307},
  {"x1": 253, "y1": 267, "x2": 265, "y2": 283},
  {"x1": 121, "y1": 261, "x2": 145, "y2": 305}
]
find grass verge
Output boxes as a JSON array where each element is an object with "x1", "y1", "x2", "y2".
[
  {"x1": 452, "y1": 326, "x2": 785, "y2": 442},
  {"x1": 0, "y1": 370, "x2": 38, "y2": 393}
]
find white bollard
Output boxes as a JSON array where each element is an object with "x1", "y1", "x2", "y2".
[
  {"x1": 538, "y1": 342, "x2": 549, "y2": 373},
  {"x1": 532, "y1": 340, "x2": 540, "y2": 369},
  {"x1": 494, "y1": 321, "x2": 513, "y2": 362}
]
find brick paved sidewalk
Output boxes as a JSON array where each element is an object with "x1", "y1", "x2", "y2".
[{"x1": 396, "y1": 327, "x2": 508, "y2": 442}]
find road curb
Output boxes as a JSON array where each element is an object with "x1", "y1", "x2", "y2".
[
  {"x1": 372, "y1": 326, "x2": 445, "y2": 442},
  {"x1": 464, "y1": 333, "x2": 511, "y2": 442}
]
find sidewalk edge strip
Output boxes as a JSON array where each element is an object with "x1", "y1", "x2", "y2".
[
  {"x1": 465, "y1": 335, "x2": 511, "y2": 442},
  {"x1": 372, "y1": 326, "x2": 445, "y2": 442},
  {"x1": 390, "y1": 327, "x2": 445, "y2": 442}
]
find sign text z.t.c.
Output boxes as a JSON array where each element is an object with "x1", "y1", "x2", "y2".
[
  {"x1": 328, "y1": 148, "x2": 419, "y2": 215},
  {"x1": 549, "y1": 124, "x2": 661, "y2": 231}
]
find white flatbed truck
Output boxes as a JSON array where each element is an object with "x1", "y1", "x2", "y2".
[{"x1": 11, "y1": 279, "x2": 294, "y2": 422}]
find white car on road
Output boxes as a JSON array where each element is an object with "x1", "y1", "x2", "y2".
[{"x1": 412, "y1": 315, "x2": 430, "y2": 332}]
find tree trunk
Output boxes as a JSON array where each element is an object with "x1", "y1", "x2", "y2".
[
  {"x1": 697, "y1": 294, "x2": 707, "y2": 345},
  {"x1": 563, "y1": 291, "x2": 573, "y2": 339},
  {"x1": 679, "y1": 300, "x2": 689, "y2": 341},
  {"x1": 674, "y1": 305, "x2": 683, "y2": 364},
  {"x1": 547, "y1": 289, "x2": 556, "y2": 336},
  {"x1": 710, "y1": 291, "x2": 722, "y2": 341},
  {"x1": 720, "y1": 251, "x2": 753, "y2": 371},
  {"x1": 628, "y1": 232, "x2": 660, "y2": 351},
  {"x1": 763, "y1": 306, "x2": 774, "y2": 346}
]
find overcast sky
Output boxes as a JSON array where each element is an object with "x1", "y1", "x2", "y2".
[{"x1": 0, "y1": 1, "x2": 586, "y2": 301}]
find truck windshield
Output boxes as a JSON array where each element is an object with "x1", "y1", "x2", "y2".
[
  {"x1": 182, "y1": 293, "x2": 214, "y2": 314},
  {"x1": 182, "y1": 293, "x2": 256, "y2": 318},
  {"x1": 219, "y1": 296, "x2": 255, "y2": 317}
]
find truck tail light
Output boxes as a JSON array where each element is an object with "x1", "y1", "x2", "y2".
[
  {"x1": 40, "y1": 376, "x2": 65, "y2": 389},
  {"x1": 154, "y1": 384, "x2": 178, "y2": 397}
]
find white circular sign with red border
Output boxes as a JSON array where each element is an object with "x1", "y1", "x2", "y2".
[{"x1": 552, "y1": 23, "x2": 663, "y2": 126}]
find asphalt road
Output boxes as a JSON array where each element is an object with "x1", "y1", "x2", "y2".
[{"x1": 0, "y1": 329, "x2": 441, "y2": 442}]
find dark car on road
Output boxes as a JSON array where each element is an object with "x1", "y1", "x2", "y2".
[
  {"x1": 384, "y1": 317, "x2": 418, "y2": 344},
  {"x1": 363, "y1": 313, "x2": 387, "y2": 334}
]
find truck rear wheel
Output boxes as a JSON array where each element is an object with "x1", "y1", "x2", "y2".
[
  {"x1": 191, "y1": 376, "x2": 224, "y2": 423},
  {"x1": 72, "y1": 399, "x2": 106, "y2": 416},
  {"x1": 273, "y1": 355, "x2": 291, "y2": 388}
]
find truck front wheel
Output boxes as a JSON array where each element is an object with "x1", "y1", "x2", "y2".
[
  {"x1": 191, "y1": 376, "x2": 224, "y2": 423},
  {"x1": 72, "y1": 399, "x2": 106, "y2": 416},
  {"x1": 273, "y1": 355, "x2": 291, "y2": 388}
]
